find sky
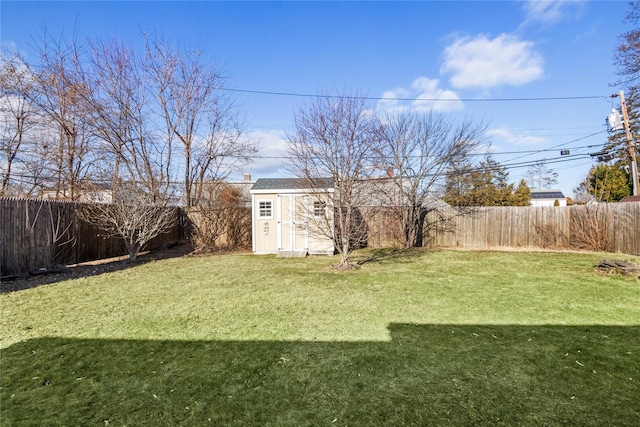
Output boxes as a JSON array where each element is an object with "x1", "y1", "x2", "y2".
[{"x1": 1, "y1": 0, "x2": 635, "y2": 197}]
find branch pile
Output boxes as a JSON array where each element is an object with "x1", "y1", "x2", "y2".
[{"x1": 595, "y1": 259, "x2": 640, "y2": 279}]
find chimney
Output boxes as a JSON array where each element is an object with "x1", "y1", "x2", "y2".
[
  {"x1": 244, "y1": 172, "x2": 252, "y2": 182},
  {"x1": 386, "y1": 167, "x2": 394, "y2": 177}
]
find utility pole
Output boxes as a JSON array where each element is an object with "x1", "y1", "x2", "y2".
[{"x1": 619, "y1": 90, "x2": 640, "y2": 196}]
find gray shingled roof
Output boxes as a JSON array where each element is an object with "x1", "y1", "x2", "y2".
[
  {"x1": 530, "y1": 190, "x2": 566, "y2": 199},
  {"x1": 251, "y1": 177, "x2": 334, "y2": 191}
]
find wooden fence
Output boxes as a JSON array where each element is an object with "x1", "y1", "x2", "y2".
[
  {"x1": 421, "y1": 203, "x2": 640, "y2": 255},
  {"x1": 3, "y1": 198, "x2": 639, "y2": 277},
  {"x1": 1, "y1": 198, "x2": 185, "y2": 277},
  {"x1": 363, "y1": 203, "x2": 640, "y2": 256}
]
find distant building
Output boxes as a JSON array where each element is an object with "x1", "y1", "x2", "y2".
[
  {"x1": 40, "y1": 184, "x2": 113, "y2": 204},
  {"x1": 227, "y1": 172, "x2": 255, "y2": 208},
  {"x1": 619, "y1": 195, "x2": 640, "y2": 203},
  {"x1": 530, "y1": 189, "x2": 567, "y2": 207}
]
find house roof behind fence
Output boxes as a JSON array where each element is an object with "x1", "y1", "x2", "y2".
[
  {"x1": 530, "y1": 189, "x2": 566, "y2": 200},
  {"x1": 251, "y1": 178, "x2": 334, "y2": 191},
  {"x1": 619, "y1": 195, "x2": 640, "y2": 203}
]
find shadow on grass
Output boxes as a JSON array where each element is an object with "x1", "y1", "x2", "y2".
[
  {"x1": 0, "y1": 243, "x2": 194, "y2": 294},
  {"x1": 2, "y1": 324, "x2": 639, "y2": 426},
  {"x1": 354, "y1": 247, "x2": 426, "y2": 265}
]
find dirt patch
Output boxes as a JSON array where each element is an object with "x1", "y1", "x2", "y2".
[{"x1": 1, "y1": 244, "x2": 194, "y2": 294}]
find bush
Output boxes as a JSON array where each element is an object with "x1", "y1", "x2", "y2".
[{"x1": 188, "y1": 184, "x2": 251, "y2": 252}]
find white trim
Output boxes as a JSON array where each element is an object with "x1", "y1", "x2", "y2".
[
  {"x1": 251, "y1": 193, "x2": 256, "y2": 253},
  {"x1": 303, "y1": 195, "x2": 309, "y2": 250},
  {"x1": 279, "y1": 194, "x2": 294, "y2": 251},
  {"x1": 289, "y1": 195, "x2": 295, "y2": 250},
  {"x1": 277, "y1": 195, "x2": 282, "y2": 251}
]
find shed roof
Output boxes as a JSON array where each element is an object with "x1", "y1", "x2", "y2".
[
  {"x1": 251, "y1": 177, "x2": 334, "y2": 191},
  {"x1": 530, "y1": 189, "x2": 566, "y2": 200}
]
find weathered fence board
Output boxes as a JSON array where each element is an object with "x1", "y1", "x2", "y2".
[{"x1": 1, "y1": 198, "x2": 185, "y2": 277}]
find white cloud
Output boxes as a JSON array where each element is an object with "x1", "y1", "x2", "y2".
[
  {"x1": 441, "y1": 33, "x2": 544, "y2": 89},
  {"x1": 522, "y1": 0, "x2": 585, "y2": 26},
  {"x1": 411, "y1": 77, "x2": 464, "y2": 113},
  {"x1": 376, "y1": 87, "x2": 411, "y2": 116},
  {"x1": 245, "y1": 129, "x2": 290, "y2": 178},
  {"x1": 377, "y1": 77, "x2": 464, "y2": 116},
  {"x1": 486, "y1": 127, "x2": 547, "y2": 146}
]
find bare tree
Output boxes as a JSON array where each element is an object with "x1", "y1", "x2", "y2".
[
  {"x1": 0, "y1": 54, "x2": 36, "y2": 196},
  {"x1": 287, "y1": 93, "x2": 383, "y2": 267},
  {"x1": 526, "y1": 160, "x2": 558, "y2": 190},
  {"x1": 614, "y1": 1, "x2": 640, "y2": 87},
  {"x1": 4, "y1": 31, "x2": 253, "y2": 206},
  {"x1": 144, "y1": 37, "x2": 252, "y2": 208},
  {"x1": 0, "y1": 53, "x2": 54, "y2": 198},
  {"x1": 78, "y1": 39, "x2": 177, "y2": 260},
  {"x1": 80, "y1": 181, "x2": 177, "y2": 261},
  {"x1": 29, "y1": 29, "x2": 96, "y2": 199},
  {"x1": 380, "y1": 112, "x2": 486, "y2": 247},
  {"x1": 85, "y1": 38, "x2": 171, "y2": 201}
]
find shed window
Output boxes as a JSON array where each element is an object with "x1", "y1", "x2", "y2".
[
  {"x1": 313, "y1": 201, "x2": 326, "y2": 218},
  {"x1": 259, "y1": 201, "x2": 272, "y2": 218}
]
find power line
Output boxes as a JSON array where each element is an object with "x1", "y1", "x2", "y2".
[
  {"x1": 3, "y1": 57, "x2": 608, "y2": 103},
  {"x1": 223, "y1": 87, "x2": 607, "y2": 103},
  {"x1": 3, "y1": 56, "x2": 609, "y2": 103},
  {"x1": 495, "y1": 130, "x2": 607, "y2": 165}
]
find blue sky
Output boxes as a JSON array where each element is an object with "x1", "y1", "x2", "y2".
[{"x1": 1, "y1": 1, "x2": 634, "y2": 196}]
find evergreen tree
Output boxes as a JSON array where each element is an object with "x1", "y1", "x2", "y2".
[
  {"x1": 443, "y1": 154, "x2": 531, "y2": 206},
  {"x1": 443, "y1": 158, "x2": 474, "y2": 206},
  {"x1": 475, "y1": 155, "x2": 513, "y2": 206},
  {"x1": 588, "y1": 164, "x2": 631, "y2": 202},
  {"x1": 512, "y1": 180, "x2": 532, "y2": 206}
]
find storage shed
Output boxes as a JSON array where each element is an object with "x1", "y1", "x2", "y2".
[{"x1": 250, "y1": 178, "x2": 335, "y2": 256}]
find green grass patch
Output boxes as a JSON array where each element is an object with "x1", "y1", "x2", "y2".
[{"x1": 2, "y1": 250, "x2": 639, "y2": 425}]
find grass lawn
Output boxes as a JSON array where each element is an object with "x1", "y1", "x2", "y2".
[{"x1": 1, "y1": 249, "x2": 639, "y2": 426}]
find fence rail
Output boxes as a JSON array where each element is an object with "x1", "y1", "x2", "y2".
[{"x1": 1, "y1": 198, "x2": 185, "y2": 277}]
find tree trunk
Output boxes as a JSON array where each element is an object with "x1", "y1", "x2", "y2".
[{"x1": 126, "y1": 242, "x2": 141, "y2": 261}]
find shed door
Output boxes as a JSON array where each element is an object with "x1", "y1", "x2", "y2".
[
  {"x1": 277, "y1": 194, "x2": 308, "y2": 252},
  {"x1": 294, "y1": 195, "x2": 308, "y2": 251}
]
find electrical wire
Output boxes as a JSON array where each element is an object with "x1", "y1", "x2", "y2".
[
  {"x1": 2, "y1": 57, "x2": 611, "y2": 103},
  {"x1": 223, "y1": 87, "x2": 608, "y2": 103}
]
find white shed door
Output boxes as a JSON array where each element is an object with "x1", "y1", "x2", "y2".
[{"x1": 277, "y1": 194, "x2": 308, "y2": 252}]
